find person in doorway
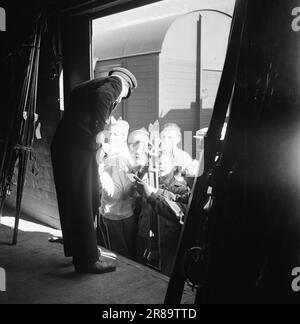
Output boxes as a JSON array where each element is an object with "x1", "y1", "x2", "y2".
[
  {"x1": 127, "y1": 128, "x2": 150, "y2": 179},
  {"x1": 98, "y1": 119, "x2": 136, "y2": 260},
  {"x1": 134, "y1": 151, "x2": 191, "y2": 276},
  {"x1": 160, "y1": 123, "x2": 195, "y2": 175},
  {"x1": 51, "y1": 67, "x2": 137, "y2": 274}
]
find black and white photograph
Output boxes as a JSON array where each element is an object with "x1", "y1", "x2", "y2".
[{"x1": 0, "y1": 0, "x2": 300, "y2": 307}]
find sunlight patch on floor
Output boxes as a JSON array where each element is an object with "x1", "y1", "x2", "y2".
[
  {"x1": 0, "y1": 216, "x2": 62, "y2": 237},
  {"x1": 0, "y1": 216, "x2": 118, "y2": 260}
]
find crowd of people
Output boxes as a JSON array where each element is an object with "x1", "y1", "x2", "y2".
[
  {"x1": 51, "y1": 67, "x2": 199, "y2": 275},
  {"x1": 96, "y1": 119, "x2": 199, "y2": 276}
]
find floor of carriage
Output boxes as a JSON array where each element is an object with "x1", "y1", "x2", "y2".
[{"x1": 0, "y1": 217, "x2": 194, "y2": 304}]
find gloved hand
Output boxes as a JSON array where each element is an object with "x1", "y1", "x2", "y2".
[{"x1": 134, "y1": 175, "x2": 157, "y2": 197}]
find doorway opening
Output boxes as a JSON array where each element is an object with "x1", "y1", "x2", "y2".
[{"x1": 91, "y1": 0, "x2": 235, "y2": 277}]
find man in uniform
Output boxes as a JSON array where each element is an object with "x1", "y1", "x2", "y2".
[{"x1": 51, "y1": 68, "x2": 137, "y2": 274}]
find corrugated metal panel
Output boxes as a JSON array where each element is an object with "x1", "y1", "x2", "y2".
[
  {"x1": 125, "y1": 55, "x2": 159, "y2": 131},
  {"x1": 121, "y1": 55, "x2": 159, "y2": 131}
]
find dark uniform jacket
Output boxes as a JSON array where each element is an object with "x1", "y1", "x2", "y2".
[{"x1": 51, "y1": 76, "x2": 122, "y2": 269}]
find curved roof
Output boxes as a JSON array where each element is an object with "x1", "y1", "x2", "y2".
[
  {"x1": 93, "y1": 10, "x2": 232, "y2": 67},
  {"x1": 93, "y1": 15, "x2": 180, "y2": 60}
]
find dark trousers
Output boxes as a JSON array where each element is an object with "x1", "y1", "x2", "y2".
[
  {"x1": 103, "y1": 216, "x2": 137, "y2": 260},
  {"x1": 51, "y1": 138, "x2": 100, "y2": 270}
]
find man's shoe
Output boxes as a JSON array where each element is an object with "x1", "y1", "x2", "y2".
[
  {"x1": 75, "y1": 259, "x2": 116, "y2": 274},
  {"x1": 48, "y1": 236, "x2": 64, "y2": 244}
]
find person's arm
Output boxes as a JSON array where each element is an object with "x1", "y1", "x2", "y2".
[
  {"x1": 156, "y1": 188, "x2": 177, "y2": 201},
  {"x1": 147, "y1": 192, "x2": 185, "y2": 224},
  {"x1": 100, "y1": 165, "x2": 124, "y2": 200},
  {"x1": 92, "y1": 80, "x2": 122, "y2": 134},
  {"x1": 99, "y1": 170, "x2": 116, "y2": 198},
  {"x1": 134, "y1": 176, "x2": 188, "y2": 223}
]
